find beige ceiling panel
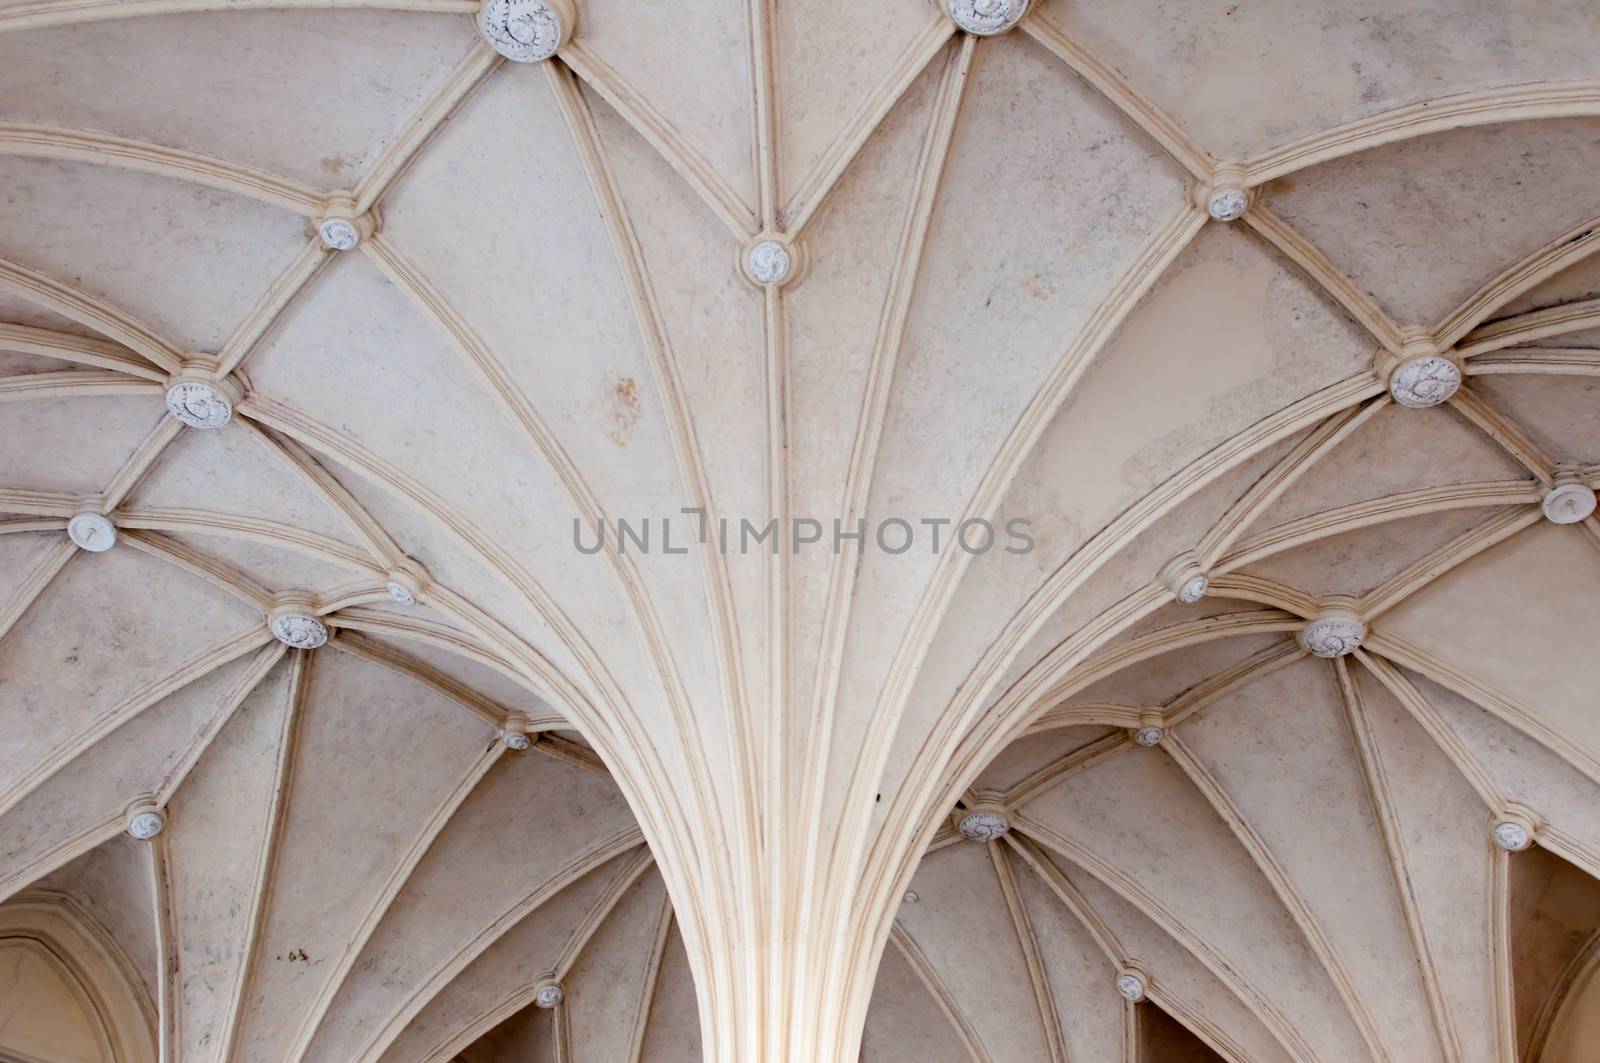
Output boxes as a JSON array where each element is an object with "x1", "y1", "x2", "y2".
[
  {"x1": 980, "y1": 429, "x2": 1309, "y2": 715},
  {"x1": 0, "y1": 649, "x2": 269, "y2": 903},
  {"x1": 1178, "y1": 656, "x2": 1446, "y2": 1063},
  {"x1": 0, "y1": 158, "x2": 308, "y2": 354},
  {"x1": 0, "y1": 290, "x2": 104, "y2": 337},
  {"x1": 307, "y1": 749, "x2": 638, "y2": 1061},
  {"x1": 1351, "y1": 664, "x2": 1502, "y2": 1061},
  {"x1": 125, "y1": 423, "x2": 365, "y2": 550},
  {"x1": 1471, "y1": 374, "x2": 1600, "y2": 466},
  {"x1": 456, "y1": 1001, "x2": 553, "y2": 1062},
  {"x1": 773, "y1": 0, "x2": 938, "y2": 211},
  {"x1": 0, "y1": 546, "x2": 261, "y2": 793},
  {"x1": 972, "y1": 725, "x2": 1117, "y2": 795},
  {"x1": 896, "y1": 842, "x2": 1056, "y2": 1061},
  {"x1": 564, "y1": 869, "x2": 669, "y2": 1063},
  {"x1": 1416, "y1": 671, "x2": 1600, "y2": 861},
  {"x1": 1008, "y1": 847, "x2": 1125, "y2": 1063},
  {"x1": 1025, "y1": 224, "x2": 1370, "y2": 558},
  {"x1": 1240, "y1": 506, "x2": 1507, "y2": 600},
  {"x1": 1032, "y1": 0, "x2": 1600, "y2": 161},
  {"x1": 377, "y1": 69, "x2": 682, "y2": 521},
  {"x1": 1068, "y1": 632, "x2": 1286, "y2": 709},
  {"x1": 0, "y1": 532, "x2": 62, "y2": 615},
  {"x1": 1379, "y1": 522, "x2": 1600, "y2": 767},
  {"x1": 1019, "y1": 749, "x2": 1370, "y2": 1058},
  {"x1": 1265, "y1": 119, "x2": 1600, "y2": 329},
  {"x1": 824, "y1": 28, "x2": 1187, "y2": 818},
  {"x1": 158, "y1": 530, "x2": 363, "y2": 597},
  {"x1": 574, "y1": 0, "x2": 757, "y2": 217},
  {"x1": 352, "y1": 632, "x2": 556, "y2": 726},
  {"x1": 370, "y1": 69, "x2": 731, "y2": 736},
  {"x1": 378, "y1": 850, "x2": 646, "y2": 1061},
  {"x1": 0, "y1": 396, "x2": 162, "y2": 494},
  {"x1": 635, "y1": 918, "x2": 706, "y2": 1063},
  {"x1": 304, "y1": 450, "x2": 593, "y2": 699},
  {"x1": 0, "y1": 350, "x2": 64, "y2": 375},
  {"x1": 0, "y1": 10, "x2": 480, "y2": 191},
  {"x1": 1499, "y1": 252, "x2": 1600, "y2": 317},
  {"x1": 1051, "y1": 849, "x2": 1294, "y2": 1063},
  {"x1": 243, "y1": 253, "x2": 664, "y2": 722},
  {"x1": 229, "y1": 647, "x2": 492, "y2": 1061},
  {"x1": 781, "y1": 52, "x2": 943, "y2": 741},
  {"x1": 36, "y1": 835, "x2": 159, "y2": 1012},
  {"x1": 164, "y1": 658, "x2": 295, "y2": 1062},
  {"x1": 1249, "y1": 402, "x2": 1532, "y2": 530},
  {"x1": 859, "y1": 936, "x2": 973, "y2": 1063},
  {"x1": 584, "y1": 83, "x2": 771, "y2": 695}
]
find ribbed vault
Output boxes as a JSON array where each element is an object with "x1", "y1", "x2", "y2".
[{"x1": 2, "y1": 0, "x2": 1600, "y2": 1060}]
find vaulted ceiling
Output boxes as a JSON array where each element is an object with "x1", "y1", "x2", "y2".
[{"x1": 3, "y1": 0, "x2": 1600, "y2": 1060}]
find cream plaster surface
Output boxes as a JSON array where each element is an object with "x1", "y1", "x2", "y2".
[{"x1": 2, "y1": 1, "x2": 1600, "y2": 1060}]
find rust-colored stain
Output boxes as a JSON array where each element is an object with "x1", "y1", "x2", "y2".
[
  {"x1": 605, "y1": 375, "x2": 642, "y2": 446},
  {"x1": 320, "y1": 153, "x2": 351, "y2": 176},
  {"x1": 1022, "y1": 271, "x2": 1057, "y2": 300}
]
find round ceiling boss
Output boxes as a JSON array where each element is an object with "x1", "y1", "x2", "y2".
[
  {"x1": 271, "y1": 613, "x2": 329, "y2": 650},
  {"x1": 745, "y1": 239, "x2": 793, "y2": 287},
  {"x1": 166, "y1": 380, "x2": 233, "y2": 429},
  {"x1": 1206, "y1": 188, "x2": 1249, "y2": 222},
  {"x1": 1492, "y1": 820, "x2": 1531, "y2": 852},
  {"x1": 479, "y1": 0, "x2": 571, "y2": 62},
  {"x1": 318, "y1": 217, "x2": 361, "y2": 251},
  {"x1": 958, "y1": 810, "x2": 1010, "y2": 842},
  {"x1": 1299, "y1": 615, "x2": 1365, "y2": 658},
  {"x1": 946, "y1": 0, "x2": 1028, "y2": 35},
  {"x1": 1388, "y1": 355, "x2": 1461, "y2": 409},
  {"x1": 1542, "y1": 483, "x2": 1596, "y2": 525},
  {"x1": 127, "y1": 805, "x2": 166, "y2": 840},
  {"x1": 68, "y1": 512, "x2": 118, "y2": 552}
]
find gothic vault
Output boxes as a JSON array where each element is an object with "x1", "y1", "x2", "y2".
[{"x1": 3, "y1": 0, "x2": 1600, "y2": 1060}]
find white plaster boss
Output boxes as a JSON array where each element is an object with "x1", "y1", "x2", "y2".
[
  {"x1": 1193, "y1": 169, "x2": 1251, "y2": 223},
  {"x1": 126, "y1": 798, "x2": 166, "y2": 841},
  {"x1": 67, "y1": 511, "x2": 118, "y2": 552},
  {"x1": 1492, "y1": 808, "x2": 1537, "y2": 852},
  {"x1": 384, "y1": 559, "x2": 429, "y2": 607},
  {"x1": 1382, "y1": 332, "x2": 1461, "y2": 409},
  {"x1": 165, "y1": 368, "x2": 241, "y2": 430},
  {"x1": 478, "y1": 0, "x2": 574, "y2": 62},
  {"x1": 1160, "y1": 551, "x2": 1209, "y2": 605},
  {"x1": 503, "y1": 712, "x2": 533, "y2": 751},
  {"x1": 269, "y1": 597, "x2": 329, "y2": 650},
  {"x1": 1115, "y1": 968, "x2": 1148, "y2": 1003},
  {"x1": 741, "y1": 234, "x2": 802, "y2": 289},
  {"x1": 1542, "y1": 472, "x2": 1597, "y2": 525},
  {"x1": 1388, "y1": 355, "x2": 1461, "y2": 408},
  {"x1": 956, "y1": 798, "x2": 1010, "y2": 842},
  {"x1": 1299, "y1": 606, "x2": 1366, "y2": 658},
  {"x1": 945, "y1": 0, "x2": 1029, "y2": 35},
  {"x1": 533, "y1": 978, "x2": 564, "y2": 1008},
  {"x1": 1133, "y1": 711, "x2": 1164, "y2": 748},
  {"x1": 317, "y1": 198, "x2": 377, "y2": 251},
  {"x1": 318, "y1": 217, "x2": 361, "y2": 251}
]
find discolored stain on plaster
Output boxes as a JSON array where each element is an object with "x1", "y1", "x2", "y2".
[
  {"x1": 604, "y1": 375, "x2": 643, "y2": 447},
  {"x1": 1022, "y1": 271, "x2": 1059, "y2": 300}
]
